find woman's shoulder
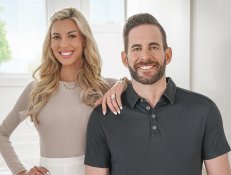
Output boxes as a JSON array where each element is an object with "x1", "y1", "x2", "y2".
[
  {"x1": 23, "y1": 80, "x2": 36, "y2": 93},
  {"x1": 104, "y1": 77, "x2": 117, "y2": 87}
]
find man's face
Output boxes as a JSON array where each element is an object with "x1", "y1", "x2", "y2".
[{"x1": 122, "y1": 24, "x2": 171, "y2": 85}]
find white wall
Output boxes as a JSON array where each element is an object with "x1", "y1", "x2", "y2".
[
  {"x1": 191, "y1": 0, "x2": 231, "y2": 159},
  {"x1": 46, "y1": 0, "x2": 82, "y2": 18},
  {"x1": 126, "y1": 0, "x2": 191, "y2": 89}
]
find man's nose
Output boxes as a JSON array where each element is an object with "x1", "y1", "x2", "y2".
[{"x1": 140, "y1": 49, "x2": 151, "y2": 59}]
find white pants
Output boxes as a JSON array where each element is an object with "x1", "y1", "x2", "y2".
[{"x1": 40, "y1": 155, "x2": 85, "y2": 175}]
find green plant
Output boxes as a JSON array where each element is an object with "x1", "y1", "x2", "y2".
[{"x1": 0, "y1": 6, "x2": 11, "y2": 65}]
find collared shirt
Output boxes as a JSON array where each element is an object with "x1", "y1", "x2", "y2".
[
  {"x1": 126, "y1": 77, "x2": 176, "y2": 137},
  {"x1": 85, "y1": 78, "x2": 230, "y2": 175}
]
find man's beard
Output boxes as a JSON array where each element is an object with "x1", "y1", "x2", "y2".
[{"x1": 128, "y1": 59, "x2": 166, "y2": 85}]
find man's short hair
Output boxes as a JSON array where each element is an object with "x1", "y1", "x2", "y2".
[{"x1": 123, "y1": 13, "x2": 168, "y2": 52}]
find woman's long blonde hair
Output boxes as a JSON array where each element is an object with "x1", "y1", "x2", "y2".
[{"x1": 26, "y1": 8, "x2": 109, "y2": 124}]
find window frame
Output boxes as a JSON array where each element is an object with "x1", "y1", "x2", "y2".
[
  {"x1": 0, "y1": 0, "x2": 49, "y2": 86},
  {"x1": 0, "y1": 0, "x2": 126, "y2": 86}
]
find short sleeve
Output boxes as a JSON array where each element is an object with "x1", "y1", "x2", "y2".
[
  {"x1": 84, "y1": 108, "x2": 111, "y2": 168},
  {"x1": 202, "y1": 101, "x2": 230, "y2": 160}
]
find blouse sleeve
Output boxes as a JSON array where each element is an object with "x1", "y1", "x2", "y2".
[
  {"x1": 0, "y1": 81, "x2": 34, "y2": 175},
  {"x1": 104, "y1": 78, "x2": 117, "y2": 88}
]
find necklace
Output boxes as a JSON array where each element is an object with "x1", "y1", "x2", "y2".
[{"x1": 61, "y1": 82, "x2": 77, "y2": 90}]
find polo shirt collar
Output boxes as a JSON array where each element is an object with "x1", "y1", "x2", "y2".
[
  {"x1": 126, "y1": 77, "x2": 177, "y2": 108},
  {"x1": 164, "y1": 77, "x2": 176, "y2": 104}
]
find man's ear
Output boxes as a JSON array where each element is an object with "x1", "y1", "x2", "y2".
[
  {"x1": 165, "y1": 47, "x2": 172, "y2": 65},
  {"x1": 121, "y1": 51, "x2": 128, "y2": 68}
]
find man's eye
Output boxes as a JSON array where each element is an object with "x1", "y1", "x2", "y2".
[
  {"x1": 150, "y1": 46, "x2": 158, "y2": 50},
  {"x1": 133, "y1": 48, "x2": 141, "y2": 51}
]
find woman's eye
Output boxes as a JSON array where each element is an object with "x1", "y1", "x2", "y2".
[
  {"x1": 68, "y1": 35, "x2": 76, "y2": 39},
  {"x1": 52, "y1": 35, "x2": 60, "y2": 40}
]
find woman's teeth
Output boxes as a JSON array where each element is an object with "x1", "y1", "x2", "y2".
[{"x1": 61, "y1": 51, "x2": 73, "y2": 56}]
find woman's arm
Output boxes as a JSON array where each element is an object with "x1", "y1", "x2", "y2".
[
  {"x1": 97, "y1": 77, "x2": 129, "y2": 115},
  {"x1": 0, "y1": 82, "x2": 34, "y2": 174}
]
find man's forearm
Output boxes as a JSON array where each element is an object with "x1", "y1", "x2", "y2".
[
  {"x1": 85, "y1": 165, "x2": 109, "y2": 175},
  {"x1": 205, "y1": 153, "x2": 231, "y2": 175}
]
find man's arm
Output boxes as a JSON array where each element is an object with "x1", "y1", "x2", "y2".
[
  {"x1": 204, "y1": 153, "x2": 231, "y2": 175},
  {"x1": 85, "y1": 165, "x2": 109, "y2": 175},
  {"x1": 84, "y1": 108, "x2": 111, "y2": 173}
]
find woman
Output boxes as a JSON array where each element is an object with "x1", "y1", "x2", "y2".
[{"x1": 0, "y1": 8, "x2": 127, "y2": 175}]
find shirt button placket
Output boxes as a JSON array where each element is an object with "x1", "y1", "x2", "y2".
[
  {"x1": 146, "y1": 106, "x2": 151, "y2": 111},
  {"x1": 151, "y1": 112, "x2": 158, "y2": 136}
]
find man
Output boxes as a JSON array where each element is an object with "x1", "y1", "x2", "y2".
[{"x1": 84, "y1": 13, "x2": 231, "y2": 175}]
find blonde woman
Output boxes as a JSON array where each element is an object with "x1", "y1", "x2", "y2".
[{"x1": 0, "y1": 8, "x2": 126, "y2": 175}]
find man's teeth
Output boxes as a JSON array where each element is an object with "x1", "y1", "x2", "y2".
[
  {"x1": 140, "y1": 65, "x2": 153, "y2": 70},
  {"x1": 61, "y1": 52, "x2": 73, "y2": 56}
]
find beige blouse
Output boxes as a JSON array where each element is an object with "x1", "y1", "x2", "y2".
[{"x1": 0, "y1": 78, "x2": 115, "y2": 175}]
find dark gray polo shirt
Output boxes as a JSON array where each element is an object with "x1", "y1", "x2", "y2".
[{"x1": 85, "y1": 78, "x2": 230, "y2": 175}]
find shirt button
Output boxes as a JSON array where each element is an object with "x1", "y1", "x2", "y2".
[
  {"x1": 151, "y1": 114, "x2": 156, "y2": 118},
  {"x1": 146, "y1": 106, "x2": 150, "y2": 110},
  {"x1": 140, "y1": 98, "x2": 144, "y2": 102},
  {"x1": 152, "y1": 126, "x2": 157, "y2": 130}
]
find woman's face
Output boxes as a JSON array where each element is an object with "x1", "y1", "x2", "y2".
[{"x1": 51, "y1": 19, "x2": 85, "y2": 70}]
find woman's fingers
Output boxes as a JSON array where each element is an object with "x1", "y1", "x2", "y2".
[
  {"x1": 101, "y1": 79, "x2": 128, "y2": 115},
  {"x1": 34, "y1": 166, "x2": 49, "y2": 174},
  {"x1": 95, "y1": 98, "x2": 103, "y2": 107},
  {"x1": 27, "y1": 166, "x2": 49, "y2": 175},
  {"x1": 106, "y1": 93, "x2": 118, "y2": 115},
  {"x1": 109, "y1": 94, "x2": 121, "y2": 115}
]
